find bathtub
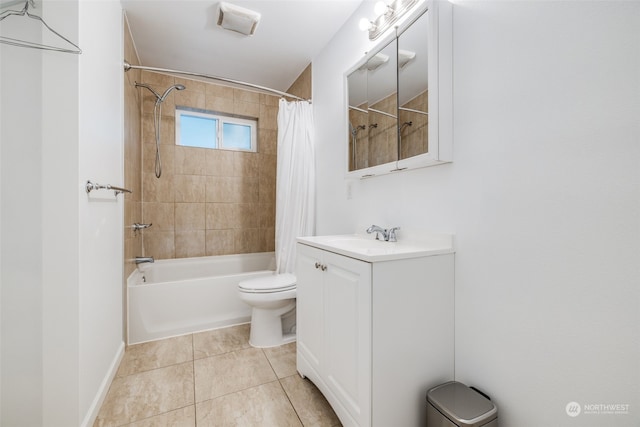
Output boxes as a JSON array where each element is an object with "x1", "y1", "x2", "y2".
[{"x1": 127, "y1": 252, "x2": 276, "y2": 344}]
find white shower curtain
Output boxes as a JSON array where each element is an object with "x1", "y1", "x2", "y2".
[{"x1": 275, "y1": 99, "x2": 315, "y2": 275}]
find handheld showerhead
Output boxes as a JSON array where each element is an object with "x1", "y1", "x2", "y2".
[
  {"x1": 135, "y1": 81, "x2": 187, "y2": 179},
  {"x1": 159, "y1": 84, "x2": 186, "y2": 102},
  {"x1": 135, "y1": 82, "x2": 186, "y2": 103}
]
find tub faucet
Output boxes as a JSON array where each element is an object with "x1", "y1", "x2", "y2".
[{"x1": 134, "y1": 256, "x2": 154, "y2": 264}]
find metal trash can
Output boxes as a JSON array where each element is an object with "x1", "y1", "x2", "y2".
[{"x1": 426, "y1": 381, "x2": 498, "y2": 427}]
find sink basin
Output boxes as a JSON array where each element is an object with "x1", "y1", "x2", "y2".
[{"x1": 297, "y1": 233, "x2": 454, "y2": 262}]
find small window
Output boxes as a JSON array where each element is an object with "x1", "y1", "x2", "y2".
[{"x1": 176, "y1": 107, "x2": 257, "y2": 152}]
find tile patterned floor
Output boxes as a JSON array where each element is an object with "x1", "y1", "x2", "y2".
[{"x1": 94, "y1": 324, "x2": 342, "y2": 427}]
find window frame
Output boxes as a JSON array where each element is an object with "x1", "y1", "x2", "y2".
[{"x1": 175, "y1": 106, "x2": 258, "y2": 152}]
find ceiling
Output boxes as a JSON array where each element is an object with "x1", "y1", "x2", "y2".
[{"x1": 122, "y1": 0, "x2": 364, "y2": 93}]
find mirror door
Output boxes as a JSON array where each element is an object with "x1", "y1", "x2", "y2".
[
  {"x1": 366, "y1": 40, "x2": 398, "y2": 168},
  {"x1": 398, "y1": 11, "x2": 429, "y2": 160}
]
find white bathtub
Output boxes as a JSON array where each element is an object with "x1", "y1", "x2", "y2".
[{"x1": 127, "y1": 252, "x2": 276, "y2": 344}]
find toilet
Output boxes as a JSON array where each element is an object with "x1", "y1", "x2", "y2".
[{"x1": 238, "y1": 273, "x2": 297, "y2": 348}]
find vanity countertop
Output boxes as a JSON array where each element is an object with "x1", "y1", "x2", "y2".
[{"x1": 297, "y1": 233, "x2": 454, "y2": 263}]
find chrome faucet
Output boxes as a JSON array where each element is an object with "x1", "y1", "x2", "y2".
[
  {"x1": 134, "y1": 256, "x2": 154, "y2": 264},
  {"x1": 366, "y1": 225, "x2": 401, "y2": 242},
  {"x1": 387, "y1": 227, "x2": 400, "y2": 242}
]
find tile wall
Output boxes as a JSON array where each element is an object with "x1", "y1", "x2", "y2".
[
  {"x1": 137, "y1": 66, "x2": 312, "y2": 260},
  {"x1": 123, "y1": 18, "x2": 142, "y2": 278}
]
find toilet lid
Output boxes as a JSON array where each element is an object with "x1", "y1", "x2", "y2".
[{"x1": 239, "y1": 273, "x2": 296, "y2": 293}]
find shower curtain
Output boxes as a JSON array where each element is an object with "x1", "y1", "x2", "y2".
[{"x1": 275, "y1": 99, "x2": 315, "y2": 275}]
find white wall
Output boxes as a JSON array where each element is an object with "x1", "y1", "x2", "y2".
[
  {"x1": 1, "y1": 0, "x2": 124, "y2": 425},
  {"x1": 1, "y1": 14, "x2": 45, "y2": 426},
  {"x1": 313, "y1": 1, "x2": 640, "y2": 426},
  {"x1": 77, "y1": 1, "x2": 125, "y2": 423}
]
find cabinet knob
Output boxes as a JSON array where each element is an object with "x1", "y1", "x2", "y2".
[
  {"x1": 315, "y1": 262, "x2": 321, "y2": 269},
  {"x1": 321, "y1": 264, "x2": 327, "y2": 271}
]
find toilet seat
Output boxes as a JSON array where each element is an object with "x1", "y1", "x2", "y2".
[{"x1": 238, "y1": 273, "x2": 296, "y2": 293}]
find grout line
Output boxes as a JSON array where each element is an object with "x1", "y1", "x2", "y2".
[{"x1": 277, "y1": 376, "x2": 305, "y2": 426}]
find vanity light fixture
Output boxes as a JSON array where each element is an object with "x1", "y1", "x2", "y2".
[
  {"x1": 374, "y1": 1, "x2": 394, "y2": 16},
  {"x1": 360, "y1": 0, "x2": 419, "y2": 40}
]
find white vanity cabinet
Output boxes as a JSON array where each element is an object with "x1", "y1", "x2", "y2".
[{"x1": 296, "y1": 236, "x2": 455, "y2": 427}]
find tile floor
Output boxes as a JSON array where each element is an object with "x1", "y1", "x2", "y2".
[{"x1": 94, "y1": 324, "x2": 342, "y2": 427}]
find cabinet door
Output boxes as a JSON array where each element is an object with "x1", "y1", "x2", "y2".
[
  {"x1": 323, "y1": 251, "x2": 372, "y2": 427},
  {"x1": 296, "y1": 244, "x2": 325, "y2": 373}
]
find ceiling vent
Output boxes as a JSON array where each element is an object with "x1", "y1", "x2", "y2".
[{"x1": 217, "y1": 2, "x2": 261, "y2": 36}]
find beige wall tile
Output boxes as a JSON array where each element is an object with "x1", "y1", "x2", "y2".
[
  {"x1": 175, "y1": 89, "x2": 205, "y2": 110},
  {"x1": 237, "y1": 177, "x2": 259, "y2": 203},
  {"x1": 259, "y1": 178, "x2": 276, "y2": 205},
  {"x1": 233, "y1": 152, "x2": 260, "y2": 178},
  {"x1": 257, "y1": 203, "x2": 275, "y2": 229},
  {"x1": 142, "y1": 202, "x2": 174, "y2": 231},
  {"x1": 143, "y1": 173, "x2": 174, "y2": 203},
  {"x1": 264, "y1": 227, "x2": 275, "y2": 252},
  {"x1": 205, "y1": 96, "x2": 234, "y2": 114},
  {"x1": 143, "y1": 143, "x2": 175, "y2": 175},
  {"x1": 233, "y1": 100, "x2": 260, "y2": 118},
  {"x1": 260, "y1": 93, "x2": 279, "y2": 107},
  {"x1": 287, "y1": 64, "x2": 312, "y2": 100},
  {"x1": 175, "y1": 230, "x2": 206, "y2": 258},
  {"x1": 259, "y1": 153, "x2": 277, "y2": 179},
  {"x1": 205, "y1": 176, "x2": 235, "y2": 203},
  {"x1": 234, "y1": 228, "x2": 265, "y2": 254},
  {"x1": 177, "y1": 77, "x2": 206, "y2": 94},
  {"x1": 137, "y1": 72, "x2": 278, "y2": 260},
  {"x1": 234, "y1": 88, "x2": 260, "y2": 104},
  {"x1": 205, "y1": 229, "x2": 235, "y2": 256},
  {"x1": 236, "y1": 204, "x2": 259, "y2": 229},
  {"x1": 206, "y1": 203, "x2": 236, "y2": 230},
  {"x1": 141, "y1": 70, "x2": 174, "y2": 87},
  {"x1": 205, "y1": 83, "x2": 234, "y2": 100},
  {"x1": 205, "y1": 149, "x2": 235, "y2": 176},
  {"x1": 175, "y1": 203, "x2": 205, "y2": 230},
  {"x1": 174, "y1": 175, "x2": 206, "y2": 203},
  {"x1": 143, "y1": 231, "x2": 175, "y2": 259},
  {"x1": 259, "y1": 104, "x2": 279, "y2": 130},
  {"x1": 259, "y1": 129, "x2": 277, "y2": 155},
  {"x1": 175, "y1": 146, "x2": 208, "y2": 175},
  {"x1": 124, "y1": 19, "x2": 142, "y2": 278},
  {"x1": 142, "y1": 114, "x2": 175, "y2": 146}
]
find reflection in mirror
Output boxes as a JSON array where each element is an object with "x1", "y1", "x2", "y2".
[
  {"x1": 367, "y1": 40, "x2": 398, "y2": 167},
  {"x1": 398, "y1": 10, "x2": 428, "y2": 160},
  {"x1": 348, "y1": 68, "x2": 368, "y2": 171}
]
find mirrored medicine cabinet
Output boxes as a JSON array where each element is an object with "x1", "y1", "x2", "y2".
[{"x1": 346, "y1": 0, "x2": 452, "y2": 179}]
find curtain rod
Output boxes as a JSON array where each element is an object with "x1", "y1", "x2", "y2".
[{"x1": 123, "y1": 61, "x2": 310, "y2": 103}]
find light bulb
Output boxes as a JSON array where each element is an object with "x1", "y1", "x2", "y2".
[
  {"x1": 359, "y1": 17, "x2": 373, "y2": 31},
  {"x1": 374, "y1": 1, "x2": 389, "y2": 16}
]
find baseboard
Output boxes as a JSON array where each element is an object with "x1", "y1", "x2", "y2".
[{"x1": 80, "y1": 341, "x2": 125, "y2": 427}]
